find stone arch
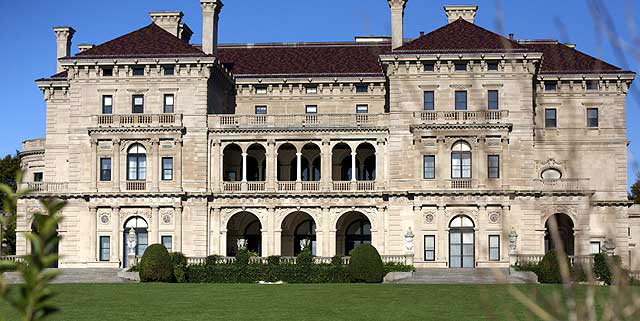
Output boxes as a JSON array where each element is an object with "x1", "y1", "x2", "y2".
[
  {"x1": 280, "y1": 211, "x2": 318, "y2": 256},
  {"x1": 544, "y1": 213, "x2": 575, "y2": 256},
  {"x1": 226, "y1": 211, "x2": 262, "y2": 256},
  {"x1": 222, "y1": 143, "x2": 243, "y2": 181},
  {"x1": 335, "y1": 211, "x2": 372, "y2": 256}
]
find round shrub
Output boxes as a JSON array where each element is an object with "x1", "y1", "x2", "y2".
[
  {"x1": 297, "y1": 247, "x2": 313, "y2": 267},
  {"x1": 235, "y1": 249, "x2": 250, "y2": 266},
  {"x1": 139, "y1": 244, "x2": 173, "y2": 282},
  {"x1": 537, "y1": 250, "x2": 568, "y2": 284},
  {"x1": 348, "y1": 244, "x2": 384, "y2": 283},
  {"x1": 170, "y1": 252, "x2": 187, "y2": 283},
  {"x1": 594, "y1": 253, "x2": 623, "y2": 285}
]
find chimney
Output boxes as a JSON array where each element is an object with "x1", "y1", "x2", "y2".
[
  {"x1": 200, "y1": 0, "x2": 224, "y2": 56},
  {"x1": 388, "y1": 0, "x2": 408, "y2": 50},
  {"x1": 444, "y1": 5, "x2": 478, "y2": 24},
  {"x1": 78, "y1": 44, "x2": 94, "y2": 53},
  {"x1": 150, "y1": 11, "x2": 184, "y2": 37},
  {"x1": 53, "y1": 26, "x2": 75, "y2": 73}
]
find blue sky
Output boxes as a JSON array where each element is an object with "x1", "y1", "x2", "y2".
[{"x1": 0, "y1": 0, "x2": 638, "y2": 188}]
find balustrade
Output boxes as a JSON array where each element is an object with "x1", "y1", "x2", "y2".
[
  {"x1": 20, "y1": 182, "x2": 67, "y2": 193},
  {"x1": 95, "y1": 114, "x2": 182, "y2": 127},
  {"x1": 414, "y1": 110, "x2": 509, "y2": 124},
  {"x1": 185, "y1": 255, "x2": 409, "y2": 265},
  {"x1": 125, "y1": 181, "x2": 146, "y2": 191},
  {"x1": 209, "y1": 113, "x2": 383, "y2": 129}
]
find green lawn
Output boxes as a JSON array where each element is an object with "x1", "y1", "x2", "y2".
[{"x1": 0, "y1": 283, "x2": 635, "y2": 321}]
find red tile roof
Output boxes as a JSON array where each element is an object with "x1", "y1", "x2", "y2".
[
  {"x1": 395, "y1": 18, "x2": 529, "y2": 53},
  {"x1": 521, "y1": 42, "x2": 630, "y2": 74},
  {"x1": 217, "y1": 43, "x2": 390, "y2": 77},
  {"x1": 72, "y1": 24, "x2": 208, "y2": 58}
]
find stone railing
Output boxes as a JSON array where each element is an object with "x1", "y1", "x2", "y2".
[
  {"x1": 125, "y1": 181, "x2": 146, "y2": 191},
  {"x1": 95, "y1": 114, "x2": 183, "y2": 128},
  {"x1": 20, "y1": 182, "x2": 67, "y2": 193},
  {"x1": 533, "y1": 179, "x2": 590, "y2": 191},
  {"x1": 219, "y1": 181, "x2": 378, "y2": 193},
  {"x1": 22, "y1": 138, "x2": 45, "y2": 152},
  {"x1": 0, "y1": 255, "x2": 24, "y2": 263},
  {"x1": 513, "y1": 254, "x2": 594, "y2": 266},
  {"x1": 209, "y1": 113, "x2": 384, "y2": 129},
  {"x1": 449, "y1": 179, "x2": 475, "y2": 189},
  {"x1": 186, "y1": 255, "x2": 409, "y2": 266},
  {"x1": 414, "y1": 110, "x2": 509, "y2": 124}
]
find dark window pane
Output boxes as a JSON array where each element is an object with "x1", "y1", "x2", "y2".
[
  {"x1": 255, "y1": 106, "x2": 267, "y2": 114},
  {"x1": 163, "y1": 94, "x2": 174, "y2": 113},
  {"x1": 545, "y1": 82, "x2": 557, "y2": 91},
  {"x1": 489, "y1": 235, "x2": 500, "y2": 261},
  {"x1": 455, "y1": 91, "x2": 467, "y2": 110},
  {"x1": 99, "y1": 236, "x2": 110, "y2": 261},
  {"x1": 455, "y1": 63, "x2": 467, "y2": 71},
  {"x1": 488, "y1": 155, "x2": 500, "y2": 178},
  {"x1": 587, "y1": 108, "x2": 599, "y2": 128},
  {"x1": 161, "y1": 236, "x2": 173, "y2": 251},
  {"x1": 162, "y1": 157, "x2": 173, "y2": 181},
  {"x1": 488, "y1": 90, "x2": 499, "y2": 110},
  {"x1": 33, "y1": 172, "x2": 43, "y2": 182},
  {"x1": 164, "y1": 66, "x2": 174, "y2": 76},
  {"x1": 102, "y1": 68, "x2": 113, "y2": 77},
  {"x1": 586, "y1": 81, "x2": 598, "y2": 90},
  {"x1": 487, "y1": 63, "x2": 499, "y2": 71},
  {"x1": 132, "y1": 95, "x2": 144, "y2": 113},
  {"x1": 356, "y1": 85, "x2": 368, "y2": 93},
  {"x1": 424, "y1": 63, "x2": 434, "y2": 72},
  {"x1": 423, "y1": 155, "x2": 435, "y2": 179},
  {"x1": 424, "y1": 235, "x2": 435, "y2": 261},
  {"x1": 545, "y1": 109, "x2": 557, "y2": 128},
  {"x1": 100, "y1": 158, "x2": 111, "y2": 181},
  {"x1": 424, "y1": 91, "x2": 435, "y2": 110},
  {"x1": 102, "y1": 95, "x2": 113, "y2": 114},
  {"x1": 132, "y1": 67, "x2": 145, "y2": 76}
]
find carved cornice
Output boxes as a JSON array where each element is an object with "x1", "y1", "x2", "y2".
[
  {"x1": 209, "y1": 127, "x2": 389, "y2": 134},
  {"x1": 88, "y1": 127, "x2": 186, "y2": 134}
]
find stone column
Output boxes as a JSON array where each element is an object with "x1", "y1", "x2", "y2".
[
  {"x1": 375, "y1": 139, "x2": 385, "y2": 189},
  {"x1": 265, "y1": 207, "x2": 275, "y2": 257},
  {"x1": 90, "y1": 139, "x2": 98, "y2": 192},
  {"x1": 241, "y1": 152, "x2": 248, "y2": 182},
  {"x1": 151, "y1": 139, "x2": 160, "y2": 192},
  {"x1": 266, "y1": 140, "x2": 276, "y2": 191},
  {"x1": 377, "y1": 206, "x2": 386, "y2": 253},
  {"x1": 296, "y1": 152, "x2": 302, "y2": 181},
  {"x1": 274, "y1": 229, "x2": 282, "y2": 256},
  {"x1": 329, "y1": 229, "x2": 337, "y2": 257},
  {"x1": 210, "y1": 207, "x2": 221, "y2": 255},
  {"x1": 113, "y1": 139, "x2": 121, "y2": 192},
  {"x1": 211, "y1": 140, "x2": 221, "y2": 192},
  {"x1": 111, "y1": 207, "x2": 120, "y2": 262},
  {"x1": 175, "y1": 138, "x2": 183, "y2": 191},
  {"x1": 151, "y1": 206, "x2": 159, "y2": 245},
  {"x1": 175, "y1": 205, "x2": 183, "y2": 252},
  {"x1": 89, "y1": 206, "x2": 97, "y2": 261},
  {"x1": 321, "y1": 140, "x2": 331, "y2": 191},
  {"x1": 321, "y1": 207, "x2": 331, "y2": 257},
  {"x1": 351, "y1": 151, "x2": 357, "y2": 182},
  {"x1": 220, "y1": 229, "x2": 227, "y2": 256}
]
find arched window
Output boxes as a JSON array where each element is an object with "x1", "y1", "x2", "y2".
[
  {"x1": 449, "y1": 215, "x2": 475, "y2": 228},
  {"x1": 345, "y1": 219, "x2": 371, "y2": 254},
  {"x1": 541, "y1": 168, "x2": 562, "y2": 180},
  {"x1": 123, "y1": 216, "x2": 149, "y2": 267},
  {"x1": 294, "y1": 219, "x2": 316, "y2": 255},
  {"x1": 451, "y1": 141, "x2": 471, "y2": 179},
  {"x1": 449, "y1": 215, "x2": 474, "y2": 268},
  {"x1": 127, "y1": 144, "x2": 147, "y2": 181}
]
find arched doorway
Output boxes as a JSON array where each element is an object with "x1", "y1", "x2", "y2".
[
  {"x1": 31, "y1": 218, "x2": 59, "y2": 268},
  {"x1": 277, "y1": 143, "x2": 297, "y2": 181},
  {"x1": 332, "y1": 143, "x2": 352, "y2": 181},
  {"x1": 355, "y1": 142, "x2": 376, "y2": 181},
  {"x1": 222, "y1": 144, "x2": 243, "y2": 181},
  {"x1": 336, "y1": 211, "x2": 372, "y2": 256},
  {"x1": 226, "y1": 212, "x2": 262, "y2": 256},
  {"x1": 545, "y1": 213, "x2": 575, "y2": 256},
  {"x1": 281, "y1": 212, "x2": 316, "y2": 256},
  {"x1": 246, "y1": 143, "x2": 266, "y2": 181},
  {"x1": 449, "y1": 215, "x2": 474, "y2": 268},
  {"x1": 123, "y1": 216, "x2": 148, "y2": 268}
]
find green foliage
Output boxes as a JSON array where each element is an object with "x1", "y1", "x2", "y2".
[
  {"x1": 139, "y1": 244, "x2": 173, "y2": 282},
  {"x1": 593, "y1": 253, "x2": 622, "y2": 285},
  {"x1": 383, "y1": 262, "x2": 415, "y2": 274},
  {"x1": 169, "y1": 252, "x2": 187, "y2": 283},
  {"x1": 537, "y1": 251, "x2": 567, "y2": 284},
  {"x1": 185, "y1": 262, "x2": 350, "y2": 283},
  {"x1": 0, "y1": 157, "x2": 21, "y2": 256},
  {"x1": 205, "y1": 255, "x2": 223, "y2": 266},
  {"x1": 127, "y1": 264, "x2": 139, "y2": 272},
  {"x1": 630, "y1": 173, "x2": 640, "y2": 203},
  {"x1": 348, "y1": 244, "x2": 384, "y2": 283},
  {"x1": 296, "y1": 246, "x2": 313, "y2": 267},
  {"x1": 331, "y1": 255, "x2": 343, "y2": 265},
  {"x1": 235, "y1": 249, "x2": 250, "y2": 266},
  {"x1": 267, "y1": 256, "x2": 281, "y2": 265}
]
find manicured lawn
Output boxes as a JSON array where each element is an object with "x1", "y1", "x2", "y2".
[{"x1": 0, "y1": 283, "x2": 635, "y2": 320}]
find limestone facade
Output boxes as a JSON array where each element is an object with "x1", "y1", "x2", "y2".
[{"x1": 16, "y1": 1, "x2": 639, "y2": 270}]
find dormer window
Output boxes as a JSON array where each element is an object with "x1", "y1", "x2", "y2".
[
  {"x1": 454, "y1": 62, "x2": 467, "y2": 71},
  {"x1": 586, "y1": 80, "x2": 598, "y2": 91},
  {"x1": 305, "y1": 86, "x2": 317, "y2": 94},
  {"x1": 255, "y1": 86, "x2": 267, "y2": 95},
  {"x1": 487, "y1": 63, "x2": 499, "y2": 71},
  {"x1": 132, "y1": 67, "x2": 145, "y2": 76},
  {"x1": 424, "y1": 63, "x2": 435, "y2": 72},
  {"x1": 163, "y1": 66, "x2": 174, "y2": 76},
  {"x1": 356, "y1": 85, "x2": 368, "y2": 93},
  {"x1": 544, "y1": 81, "x2": 557, "y2": 91},
  {"x1": 102, "y1": 67, "x2": 113, "y2": 77}
]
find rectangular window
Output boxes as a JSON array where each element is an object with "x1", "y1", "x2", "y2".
[
  {"x1": 33, "y1": 172, "x2": 43, "y2": 182},
  {"x1": 424, "y1": 91, "x2": 435, "y2": 110},
  {"x1": 305, "y1": 105, "x2": 318, "y2": 114},
  {"x1": 489, "y1": 235, "x2": 500, "y2": 261},
  {"x1": 162, "y1": 94, "x2": 174, "y2": 113},
  {"x1": 102, "y1": 67, "x2": 113, "y2": 77},
  {"x1": 255, "y1": 106, "x2": 267, "y2": 114},
  {"x1": 163, "y1": 66, "x2": 174, "y2": 76},
  {"x1": 355, "y1": 85, "x2": 368, "y2": 93},
  {"x1": 488, "y1": 155, "x2": 500, "y2": 179},
  {"x1": 356, "y1": 104, "x2": 369, "y2": 113},
  {"x1": 132, "y1": 95, "x2": 144, "y2": 113},
  {"x1": 488, "y1": 90, "x2": 499, "y2": 110},
  {"x1": 424, "y1": 235, "x2": 435, "y2": 261},
  {"x1": 586, "y1": 80, "x2": 598, "y2": 90},
  {"x1": 100, "y1": 158, "x2": 111, "y2": 182},
  {"x1": 162, "y1": 157, "x2": 173, "y2": 181},
  {"x1": 99, "y1": 236, "x2": 110, "y2": 261},
  {"x1": 487, "y1": 62, "x2": 499, "y2": 71},
  {"x1": 161, "y1": 236, "x2": 173, "y2": 252},
  {"x1": 545, "y1": 108, "x2": 557, "y2": 128},
  {"x1": 255, "y1": 86, "x2": 267, "y2": 94},
  {"x1": 545, "y1": 81, "x2": 557, "y2": 91},
  {"x1": 305, "y1": 86, "x2": 317, "y2": 94},
  {"x1": 587, "y1": 108, "x2": 599, "y2": 128},
  {"x1": 132, "y1": 67, "x2": 145, "y2": 76},
  {"x1": 102, "y1": 95, "x2": 113, "y2": 114},
  {"x1": 452, "y1": 152, "x2": 471, "y2": 179},
  {"x1": 590, "y1": 241, "x2": 601, "y2": 255},
  {"x1": 455, "y1": 91, "x2": 467, "y2": 110},
  {"x1": 454, "y1": 62, "x2": 467, "y2": 71},
  {"x1": 424, "y1": 63, "x2": 435, "y2": 72},
  {"x1": 423, "y1": 155, "x2": 435, "y2": 179}
]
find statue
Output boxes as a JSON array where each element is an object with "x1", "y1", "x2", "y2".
[
  {"x1": 404, "y1": 227, "x2": 414, "y2": 252},
  {"x1": 300, "y1": 238, "x2": 310, "y2": 251},
  {"x1": 237, "y1": 238, "x2": 248, "y2": 251},
  {"x1": 127, "y1": 228, "x2": 137, "y2": 255},
  {"x1": 508, "y1": 227, "x2": 518, "y2": 254},
  {"x1": 603, "y1": 238, "x2": 616, "y2": 255}
]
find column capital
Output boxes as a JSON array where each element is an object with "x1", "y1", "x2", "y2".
[
  {"x1": 112, "y1": 138, "x2": 121, "y2": 145},
  {"x1": 111, "y1": 206, "x2": 120, "y2": 211},
  {"x1": 150, "y1": 205, "x2": 160, "y2": 210},
  {"x1": 175, "y1": 138, "x2": 184, "y2": 145},
  {"x1": 88, "y1": 205, "x2": 98, "y2": 211},
  {"x1": 241, "y1": 152, "x2": 248, "y2": 157}
]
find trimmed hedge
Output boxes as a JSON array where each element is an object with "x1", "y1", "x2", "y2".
[
  {"x1": 169, "y1": 252, "x2": 187, "y2": 283},
  {"x1": 139, "y1": 244, "x2": 173, "y2": 282},
  {"x1": 537, "y1": 250, "x2": 567, "y2": 284},
  {"x1": 594, "y1": 253, "x2": 623, "y2": 285},
  {"x1": 186, "y1": 263, "x2": 350, "y2": 283},
  {"x1": 348, "y1": 244, "x2": 384, "y2": 283}
]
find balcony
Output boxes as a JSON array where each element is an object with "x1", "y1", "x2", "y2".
[
  {"x1": 413, "y1": 110, "x2": 509, "y2": 125},
  {"x1": 20, "y1": 182, "x2": 67, "y2": 193},
  {"x1": 94, "y1": 114, "x2": 183, "y2": 128},
  {"x1": 209, "y1": 113, "x2": 384, "y2": 129},
  {"x1": 449, "y1": 179, "x2": 476, "y2": 189},
  {"x1": 220, "y1": 181, "x2": 378, "y2": 193},
  {"x1": 125, "y1": 181, "x2": 147, "y2": 191},
  {"x1": 533, "y1": 179, "x2": 589, "y2": 191}
]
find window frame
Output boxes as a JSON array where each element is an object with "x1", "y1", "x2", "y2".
[
  {"x1": 163, "y1": 66, "x2": 174, "y2": 76},
  {"x1": 102, "y1": 95, "x2": 113, "y2": 114},
  {"x1": 132, "y1": 67, "x2": 145, "y2": 76},
  {"x1": 586, "y1": 80, "x2": 598, "y2": 91},
  {"x1": 424, "y1": 91, "x2": 435, "y2": 111},
  {"x1": 132, "y1": 95, "x2": 144, "y2": 114},
  {"x1": 487, "y1": 62, "x2": 499, "y2": 71},
  {"x1": 423, "y1": 155, "x2": 436, "y2": 179},
  {"x1": 161, "y1": 157, "x2": 173, "y2": 181},
  {"x1": 454, "y1": 62, "x2": 467, "y2": 71},
  {"x1": 255, "y1": 105, "x2": 268, "y2": 114},
  {"x1": 545, "y1": 108, "x2": 557, "y2": 128},
  {"x1": 305, "y1": 86, "x2": 318, "y2": 94},
  {"x1": 99, "y1": 235, "x2": 110, "y2": 261},
  {"x1": 424, "y1": 235, "x2": 435, "y2": 261},
  {"x1": 587, "y1": 108, "x2": 599, "y2": 128},
  {"x1": 33, "y1": 172, "x2": 43, "y2": 182},
  {"x1": 102, "y1": 67, "x2": 113, "y2": 77},
  {"x1": 488, "y1": 155, "x2": 500, "y2": 179},
  {"x1": 544, "y1": 82, "x2": 558, "y2": 91},
  {"x1": 451, "y1": 142, "x2": 472, "y2": 179},
  {"x1": 305, "y1": 105, "x2": 318, "y2": 114},
  {"x1": 100, "y1": 158, "x2": 112, "y2": 182},
  {"x1": 355, "y1": 85, "x2": 368, "y2": 93},
  {"x1": 488, "y1": 90, "x2": 499, "y2": 110},
  {"x1": 163, "y1": 94, "x2": 175, "y2": 113},
  {"x1": 455, "y1": 91, "x2": 467, "y2": 110},
  {"x1": 126, "y1": 145, "x2": 147, "y2": 181},
  {"x1": 255, "y1": 86, "x2": 267, "y2": 95},
  {"x1": 489, "y1": 235, "x2": 500, "y2": 261},
  {"x1": 355, "y1": 104, "x2": 369, "y2": 114},
  {"x1": 424, "y1": 63, "x2": 435, "y2": 72},
  {"x1": 161, "y1": 235, "x2": 173, "y2": 252},
  {"x1": 590, "y1": 241, "x2": 601, "y2": 255}
]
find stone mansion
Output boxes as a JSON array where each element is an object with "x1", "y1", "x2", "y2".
[{"x1": 16, "y1": 1, "x2": 640, "y2": 270}]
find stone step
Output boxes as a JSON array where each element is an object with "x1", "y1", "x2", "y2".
[
  {"x1": 2, "y1": 268, "x2": 135, "y2": 284},
  {"x1": 390, "y1": 268, "x2": 536, "y2": 284}
]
